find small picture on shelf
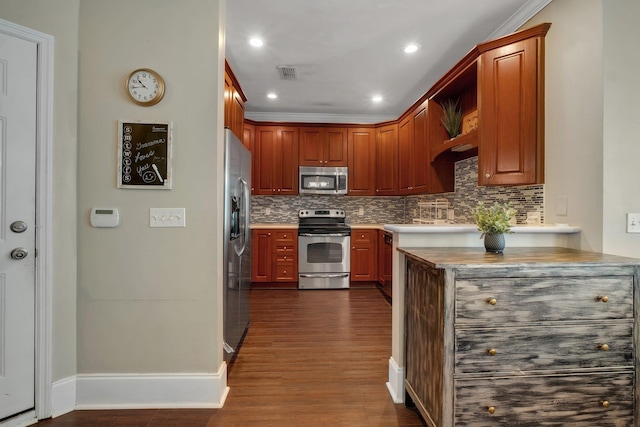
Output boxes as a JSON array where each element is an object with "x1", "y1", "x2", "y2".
[{"x1": 440, "y1": 99, "x2": 462, "y2": 139}]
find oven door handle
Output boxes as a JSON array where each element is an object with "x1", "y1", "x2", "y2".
[
  {"x1": 298, "y1": 233, "x2": 349, "y2": 237},
  {"x1": 299, "y1": 273, "x2": 350, "y2": 279}
]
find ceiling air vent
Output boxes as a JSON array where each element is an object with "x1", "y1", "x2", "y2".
[{"x1": 277, "y1": 65, "x2": 297, "y2": 80}]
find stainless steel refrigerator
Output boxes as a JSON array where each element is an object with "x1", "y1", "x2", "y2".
[{"x1": 223, "y1": 128, "x2": 251, "y2": 362}]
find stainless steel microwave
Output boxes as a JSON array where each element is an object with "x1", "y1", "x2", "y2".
[{"x1": 299, "y1": 166, "x2": 348, "y2": 195}]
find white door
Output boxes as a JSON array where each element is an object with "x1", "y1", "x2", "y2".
[{"x1": 0, "y1": 32, "x2": 37, "y2": 420}]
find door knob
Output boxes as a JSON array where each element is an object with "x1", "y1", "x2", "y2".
[
  {"x1": 10, "y1": 221, "x2": 28, "y2": 233},
  {"x1": 10, "y1": 247, "x2": 28, "y2": 260}
]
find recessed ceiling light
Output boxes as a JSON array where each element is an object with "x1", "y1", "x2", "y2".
[
  {"x1": 249, "y1": 37, "x2": 264, "y2": 47},
  {"x1": 267, "y1": 93, "x2": 277, "y2": 99},
  {"x1": 404, "y1": 44, "x2": 419, "y2": 54},
  {"x1": 372, "y1": 95, "x2": 383, "y2": 103}
]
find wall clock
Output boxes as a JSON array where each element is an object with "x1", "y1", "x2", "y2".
[{"x1": 126, "y1": 68, "x2": 165, "y2": 106}]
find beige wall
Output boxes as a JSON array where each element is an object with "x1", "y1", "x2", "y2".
[
  {"x1": 525, "y1": 0, "x2": 604, "y2": 251},
  {"x1": 0, "y1": 0, "x2": 80, "y2": 383},
  {"x1": 76, "y1": 0, "x2": 224, "y2": 373},
  {"x1": 602, "y1": 0, "x2": 640, "y2": 257}
]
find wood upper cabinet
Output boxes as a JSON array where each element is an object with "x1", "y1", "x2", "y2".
[
  {"x1": 376, "y1": 124, "x2": 398, "y2": 195},
  {"x1": 397, "y1": 104, "x2": 433, "y2": 195},
  {"x1": 347, "y1": 127, "x2": 376, "y2": 196},
  {"x1": 350, "y1": 229, "x2": 377, "y2": 281},
  {"x1": 478, "y1": 34, "x2": 544, "y2": 186},
  {"x1": 224, "y1": 61, "x2": 246, "y2": 140},
  {"x1": 254, "y1": 126, "x2": 299, "y2": 195},
  {"x1": 299, "y1": 127, "x2": 348, "y2": 167}
]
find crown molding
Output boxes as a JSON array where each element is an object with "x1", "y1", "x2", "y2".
[
  {"x1": 245, "y1": 111, "x2": 396, "y2": 125},
  {"x1": 485, "y1": 0, "x2": 553, "y2": 40}
]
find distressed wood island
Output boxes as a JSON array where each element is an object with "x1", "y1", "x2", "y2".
[{"x1": 399, "y1": 247, "x2": 640, "y2": 426}]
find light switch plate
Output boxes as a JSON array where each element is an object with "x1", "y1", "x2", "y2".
[
  {"x1": 627, "y1": 213, "x2": 640, "y2": 233},
  {"x1": 150, "y1": 208, "x2": 186, "y2": 227}
]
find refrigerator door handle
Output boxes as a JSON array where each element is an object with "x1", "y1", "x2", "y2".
[{"x1": 236, "y1": 177, "x2": 250, "y2": 256}]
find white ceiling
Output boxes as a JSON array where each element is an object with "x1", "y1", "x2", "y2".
[{"x1": 225, "y1": 0, "x2": 551, "y2": 123}]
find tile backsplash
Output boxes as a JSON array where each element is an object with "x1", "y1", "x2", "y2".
[{"x1": 251, "y1": 157, "x2": 543, "y2": 225}]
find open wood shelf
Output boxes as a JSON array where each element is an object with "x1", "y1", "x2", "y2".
[{"x1": 430, "y1": 128, "x2": 478, "y2": 162}]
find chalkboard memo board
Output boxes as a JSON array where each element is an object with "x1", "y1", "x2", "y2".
[{"x1": 117, "y1": 120, "x2": 172, "y2": 189}]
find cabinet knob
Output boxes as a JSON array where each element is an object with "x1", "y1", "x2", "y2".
[
  {"x1": 361, "y1": 234, "x2": 365, "y2": 238},
  {"x1": 283, "y1": 256, "x2": 287, "y2": 260},
  {"x1": 601, "y1": 400, "x2": 610, "y2": 408},
  {"x1": 283, "y1": 234, "x2": 287, "y2": 238},
  {"x1": 598, "y1": 343, "x2": 610, "y2": 352},
  {"x1": 487, "y1": 348, "x2": 497, "y2": 356},
  {"x1": 277, "y1": 189, "x2": 281, "y2": 192},
  {"x1": 283, "y1": 246, "x2": 287, "y2": 250},
  {"x1": 485, "y1": 173, "x2": 491, "y2": 179},
  {"x1": 283, "y1": 270, "x2": 287, "y2": 274},
  {"x1": 595, "y1": 295, "x2": 609, "y2": 303},
  {"x1": 487, "y1": 406, "x2": 496, "y2": 415},
  {"x1": 486, "y1": 298, "x2": 497, "y2": 305},
  {"x1": 267, "y1": 233, "x2": 271, "y2": 236}
]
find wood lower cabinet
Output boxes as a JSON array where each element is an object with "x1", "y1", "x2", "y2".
[
  {"x1": 254, "y1": 126, "x2": 299, "y2": 195},
  {"x1": 403, "y1": 247, "x2": 638, "y2": 427},
  {"x1": 377, "y1": 230, "x2": 392, "y2": 298},
  {"x1": 350, "y1": 229, "x2": 377, "y2": 281},
  {"x1": 251, "y1": 228, "x2": 297, "y2": 283}
]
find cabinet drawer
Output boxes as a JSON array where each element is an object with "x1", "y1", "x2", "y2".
[
  {"x1": 455, "y1": 321, "x2": 633, "y2": 374},
  {"x1": 273, "y1": 230, "x2": 296, "y2": 243},
  {"x1": 454, "y1": 371, "x2": 634, "y2": 426},
  {"x1": 352, "y1": 230, "x2": 375, "y2": 243},
  {"x1": 273, "y1": 262, "x2": 296, "y2": 281},
  {"x1": 275, "y1": 253, "x2": 296, "y2": 263},
  {"x1": 456, "y1": 276, "x2": 633, "y2": 325}
]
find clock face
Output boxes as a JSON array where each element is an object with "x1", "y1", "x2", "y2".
[{"x1": 126, "y1": 68, "x2": 165, "y2": 106}]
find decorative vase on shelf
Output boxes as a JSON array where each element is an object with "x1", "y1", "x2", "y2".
[{"x1": 483, "y1": 233, "x2": 505, "y2": 253}]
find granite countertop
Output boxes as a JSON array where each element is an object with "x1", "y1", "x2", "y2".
[
  {"x1": 398, "y1": 246, "x2": 640, "y2": 269},
  {"x1": 384, "y1": 223, "x2": 581, "y2": 234}
]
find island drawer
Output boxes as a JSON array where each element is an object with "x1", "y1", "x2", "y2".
[
  {"x1": 454, "y1": 371, "x2": 634, "y2": 426},
  {"x1": 455, "y1": 276, "x2": 633, "y2": 325},
  {"x1": 455, "y1": 321, "x2": 633, "y2": 374}
]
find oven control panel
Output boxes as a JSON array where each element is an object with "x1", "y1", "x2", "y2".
[{"x1": 298, "y1": 209, "x2": 346, "y2": 218}]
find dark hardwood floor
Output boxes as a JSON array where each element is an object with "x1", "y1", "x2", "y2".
[{"x1": 37, "y1": 288, "x2": 424, "y2": 426}]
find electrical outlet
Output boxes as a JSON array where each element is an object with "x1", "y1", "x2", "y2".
[
  {"x1": 150, "y1": 208, "x2": 186, "y2": 227},
  {"x1": 266, "y1": 207, "x2": 271, "y2": 215},
  {"x1": 627, "y1": 213, "x2": 640, "y2": 233},
  {"x1": 358, "y1": 207, "x2": 364, "y2": 216}
]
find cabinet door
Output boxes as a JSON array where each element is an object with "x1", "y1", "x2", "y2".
[
  {"x1": 274, "y1": 127, "x2": 299, "y2": 195},
  {"x1": 251, "y1": 229, "x2": 272, "y2": 282},
  {"x1": 397, "y1": 116, "x2": 413, "y2": 194},
  {"x1": 479, "y1": 37, "x2": 541, "y2": 185},
  {"x1": 299, "y1": 127, "x2": 325, "y2": 166},
  {"x1": 224, "y1": 71, "x2": 233, "y2": 131},
  {"x1": 254, "y1": 126, "x2": 276, "y2": 195},
  {"x1": 231, "y1": 88, "x2": 245, "y2": 139},
  {"x1": 324, "y1": 127, "x2": 348, "y2": 166},
  {"x1": 348, "y1": 128, "x2": 376, "y2": 196},
  {"x1": 412, "y1": 105, "x2": 429, "y2": 193},
  {"x1": 375, "y1": 124, "x2": 398, "y2": 195},
  {"x1": 350, "y1": 229, "x2": 377, "y2": 281}
]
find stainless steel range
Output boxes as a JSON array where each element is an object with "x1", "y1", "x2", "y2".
[{"x1": 298, "y1": 208, "x2": 351, "y2": 289}]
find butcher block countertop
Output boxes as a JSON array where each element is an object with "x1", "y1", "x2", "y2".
[{"x1": 398, "y1": 246, "x2": 640, "y2": 268}]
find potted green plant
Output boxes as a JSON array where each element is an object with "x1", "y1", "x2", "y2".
[
  {"x1": 440, "y1": 99, "x2": 462, "y2": 139},
  {"x1": 470, "y1": 201, "x2": 516, "y2": 253}
]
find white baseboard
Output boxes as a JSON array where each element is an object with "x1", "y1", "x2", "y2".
[
  {"x1": 0, "y1": 411, "x2": 37, "y2": 427},
  {"x1": 74, "y1": 363, "x2": 229, "y2": 409},
  {"x1": 51, "y1": 376, "x2": 77, "y2": 417},
  {"x1": 386, "y1": 356, "x2": 405, "y2": 404}
]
